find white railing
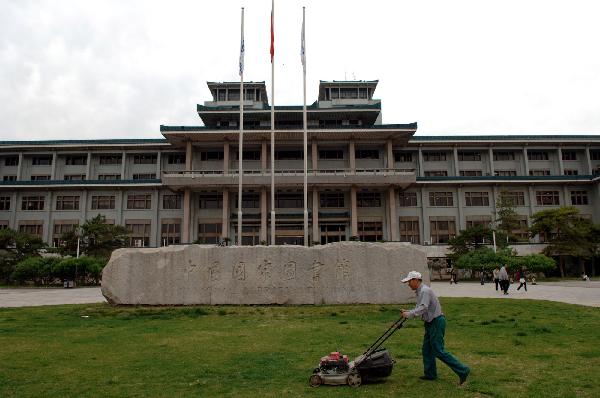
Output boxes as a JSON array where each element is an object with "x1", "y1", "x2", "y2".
[{"x1": 162, "y1": 168, "x2": 416, "y2": 178}]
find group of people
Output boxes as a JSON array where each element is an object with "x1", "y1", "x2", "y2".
[{"x1": 492, "y1": 266, "x2": 528, "y2": 294}]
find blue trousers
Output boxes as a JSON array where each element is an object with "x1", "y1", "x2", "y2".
[{"x1": 422, "y1": 315, "x2": 470, "y2": 379}]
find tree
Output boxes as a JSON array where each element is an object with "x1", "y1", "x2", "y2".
[
  {"x1": 0, "y1": 228, "x2": 46, "y2": 283},
  {"x1": 529, "y1": 206, "x2": 594, "y2": 277},
  {"x1": 448, "y1": 225, "x2": 507, "y2": 262},
  {"x1": 59, "y1": 215, "x2": 129, "y2": 259},
  {"x1": 456, "y1": 247, "x2": 556, "y2": 274},
  {"x1": 509, "y1": 254, "x2": 556, "y2": 273},
  {"x1": 496, "y1": 190, "x2": 526, "y2": 243},
  {"x1": 12, "y1": 256, "x2": 60, "y2": 286}
]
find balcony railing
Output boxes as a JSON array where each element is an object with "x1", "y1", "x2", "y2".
[{"x1": 162, "y1": 168, "x2": 416, "y2": 178}]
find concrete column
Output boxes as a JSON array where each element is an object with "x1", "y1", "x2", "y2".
[
  {"x1": 261, "y1": 141, "x2": 268, "y2": 172},
  {"x1": 121, "y1": 152, "x2": 127, "y2": 179},
  {"x1": 488, "y1": 147, "x2": 495, "y2": 176},
  {"x1": 117, "y1": 191, "x2": 124, "y2": 225},
  {"x1": 311, "y1": 141, "x2": 318, "y2": 170},
  {"x1": 51, "y1": 152, "x2": 57, "y2": 180},
  {"x1": 223, "y1": 142, "x2": 230, "y2": 174},
  {"x1": 523, "y1": 148, "x2": 530, "y2": 176},
  {"x1": 45, "y1": 191, "x2": 53, "y2": 244},
  {"x1": 154, "y1": 189, "x2": 160, "y2": 246},
  {"x1": 350, "y1": 186, "x2": 358, "y2": 237},
  {"x1": 453, "y1": 147, "x2": 459, "y2": 176},
  {"x1": 388, "y1": 187, "x2": 397, "y2": 241},
  {"x1": 418, "y1": 147, "x2": 424, "y2": 177},
  {"x1": 562, "y1": 185, "x2": 570, "y2": 207},
  {"x1": 557, "y1": 147, "x2": 564, "y2": 176},
  {"x1": 182, "y1": 189, "x2": 191, "y2": 243},
  {"x1": 156, "y1": 151, "x2": 162, "y2": 178},
  {"x1": 260, "y1": 188, "x2": 267, "y2": 242},
  {"x1": 186, "y1": 141, "x2": 193, "y2": 170},
  {"x1": 456, "y1": 186, "x2": 465, "y2": 231},
  {"x1": 10, "y1": 192, "x2": 17, "y2": 229},
  {"x1": 222, "y1": 190, "x2": 229, "y2": 240},
  {"x1": 386, "y1": 140, "x2": 394, "y2": 169},
  {"x1": 81, "y1": 190, "x2": 88, "y2": 222},
  {"x1": 420, "y1": 188, "x2": 429, "y2": 243},
  {"x1": 492, "y1": 185, "x2": 499, "y2": 220},
  {"x1": 527, "y1": 185, "x2": 536, "y2": 242},
  {"x1": 86, "y1": 152, "x2": 92, "y2": 180},
  {"x1": 349, "y1": 141, "x2": 356, "y2": 171},
  {"x1": 585, "y1": 146, "x2": 593, "y2": 175},
  {"x1": 312, "y1": 189, "x2": 319, "y2": 244}
]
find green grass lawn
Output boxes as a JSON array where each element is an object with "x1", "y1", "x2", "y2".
[{"x1": 1, "y1": 299, "x2": 599, "y2": 398}]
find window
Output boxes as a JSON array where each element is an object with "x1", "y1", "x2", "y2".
[
  {"x1": 394, "y1": 152, "x2": 413, "y2": 162},
  {"x1": 126, "y1": 221, "x2": 151, "y2": 247},
  {"x1": 31, "y1": 175, "x2": 51, "y2": 181},
  {"x1": 514, "y1": 217, "x2": 529, "y2": 241},
  {"x1": 19, "y1": 222, "x2": 43, "y2": 237},
  {"x1": 429, "y1": 192, "x2": 453, "y2": 207},
  {"x1": 320, "y1": 192, "x2": 345, "y2": 208},
  {"x1": 275, "y1": 150, "x2": 303, "y2": 160},
  {"x1": 355, "y1": 149, "x2": 380, "y2": 160},
  {"x1": 399, "y1": 217, "x2": 420, "y2": 244},
  {"x1": 234, "y1": 192, "x2": 260, "y2": 209},
  {"x1": 320, "y1": 224, "x2": 346, "y2": 244},
  {"x1": 234, "y1": 224, "x2": 261, "y2": 246},
  {"x1": 563, "y1": 169, "x2": 579, "y2": 176},
  {"x1": 199, "y1": 193, "x2": 223, "y2": 209},
  {"x1": 465, "y1": 216, "x2": 492, "y2": 230},
  {"x1": 460, "y1": 170, "x2": 482, "y2": 176},
  {"x1": 276, "y1": 192, "x2": 303, "y2": 208},
  {"x1": 340, "y1": 87, "x2": 359, "y2": 99},
  {"x1": 357, "y1": 191, "x2": 381, "y2": 207},
  {"x1": 127, "y1": 194, "x2": 152, "y2": 209},
  {"x1": 4, "y1": 156, "x2": 18, "y2": 166},
  {"x1": 0, "y1": 221, "x2": 9, "y2": 229},
  {"x1": 398, "y1": 191, "x2": 417, "y2": 207},
  {"x1": 591, "y1": 150, "x2": 600, "y2": 161},
  {"x1": 227, "y1": 89, "x2": 240, "y2": 101},
  {"x1": 98, "y1": 174, "x2": 121, "y2": 180},
  {"x1": 53, "y1": 222, "x2": 78, "y2": 247},
  {"x1": 493, "y1": 151, "x2": 515, "y2": 161},
  {"x1": 562, "y1": 150, "x2": 577, "y2": 161},
  {"x1": 63, "y1": 174, "x2": 86, "y2": 180},
  {"x1": 429, "y1": 217, "x2": 456, "y2": 244},
  {"x1": 65, "y1": 155, "x2": 87, "y2": 165},
  {"x1": 133, "y1": 173, "x2": 156, "y2": 180},
  {"x1": 465, "y1": 192, "x2": 490, "y2": 207},
  {"x1": 499, "y1": 191, "x2": 525, "y2": 206},
  {"x1": 200, "y1": 151, "x2": 224, "y2": 161},
  {"x1": 161, "y1": 220, "x2": 181, "y2": 245},
  {"x1": 32, "y1": 155, "x2": 52, "y2": 166},
  {"x1": 133, "y1": 154, "x2": 157, "y2": 164},
  {"x1": 162, "y1": 194, "x2": 181, "y2": 209},
  {"x1": 319, "y1": 150, "x2": 344, "y2": 160},
  {"x1": 167, "y1": 153, "x2": 186, "y2": 164},
  {"x1": 494, "y1": 170, "x2": 517, "y2": 176},
  {"x1": 424, "y1": 170, "x2": 448, "y2": 177},
  {"x1": 99, "y1": 155, "x2": 122, "y2": 165},
  {"x1": 234, "y1": 150, "x2": 261, "y2": 161},
  {"x1": 423, "y1": 152, "x2": 446, "y2": 162},
  {"x1": 529, "y1": 169, "x2": 550, "y2": 176},
  {"x1": 0, "y1": 196, "x2": 10, "y2": 211},
  {"x1": 21, "y1": 196, "x2": 45, "y2": 211},
  {"x1": 198, "y1": 223, "x2": 222, "y2": 244},
  {"x1": 56, "y1": 196, "x2": 80, "y2": 211},
  {"x1": 3, "y1": 175, "x2": 17, "y2": 181},
  {"x1": 528, "y1": 151, "x2": 549, "y2": 161},
  {"x1": 570, "y1": 191, "x2": 589, "y2": 205},
  {"x1": 358, "y1": 221, "x2": 383, "y2": 242},
  {"x1": 91, "y1": 195, "x2": 115, "y2": 210},
  {"x1": 536, "y1": 191, "x2": 560, "y2": 206},
  {"x1": 458, "y1": 151, "x2": 481, "y2": 161}
]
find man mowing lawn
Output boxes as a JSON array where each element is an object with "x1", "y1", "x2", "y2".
[{"x1": 401, "y1": 271, "x2": 471, "y2": 385}]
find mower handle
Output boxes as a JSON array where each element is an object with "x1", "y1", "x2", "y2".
[{"x1": 361, "y1": 317, "x2": 407, "y2": 359}]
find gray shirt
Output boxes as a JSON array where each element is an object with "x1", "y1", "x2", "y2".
[
  {"x1": 499, "y1": 266, "x2": 509, "y2": 281},
  {"x1": 407, "y1": 283, "x2": 443, "y2": 322}
]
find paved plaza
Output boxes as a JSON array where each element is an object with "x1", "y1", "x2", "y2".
[{"x1": 1, "y1": 281, "x2": 599, "y2": 308}]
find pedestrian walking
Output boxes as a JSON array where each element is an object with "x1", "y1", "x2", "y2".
[
  {"x1": 517, "y1": 269, "x2": 527, "y2": 291},
  {"x1": 498, "y1": 265, "x2": 509, "y2": 295},
  {"x1": 401, "y1": 271, "x2": 470, "y2": 385},
  {"x1": 493, "y1": 267, "x2": 500, "y2": 291}
]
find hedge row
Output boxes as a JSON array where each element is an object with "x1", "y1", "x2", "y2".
[{"x1": 11, "y1": 256, "x2": 107, "y2": 286}]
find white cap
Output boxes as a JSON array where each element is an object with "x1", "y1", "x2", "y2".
[{"x1": 401, "y1": 271, "x2": 422, "y2": 283}]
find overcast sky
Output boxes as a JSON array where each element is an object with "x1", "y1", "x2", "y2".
[{"x1": 1, "y1": 0, "x2": 600, "y2": 141}]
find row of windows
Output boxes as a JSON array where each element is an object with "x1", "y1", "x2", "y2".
[
  {"x1": 391, "y1": 149, "x2": 600, "y2": 163},
  {"x1": 1, "y1": 154, "x2": 186, "y2": 167}
]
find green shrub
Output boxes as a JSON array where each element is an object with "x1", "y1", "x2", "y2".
[{"x1": 12, "y1": 256, "x2": 60, "y2": 285}]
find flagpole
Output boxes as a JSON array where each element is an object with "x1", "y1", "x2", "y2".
[
  {"x1": 237, "y1": 7, "x2": 244, "y2": 246},
  {"x1": 270, "y1": 0, "x2": 276, "y2": 245},
  {"x1": 302, "y1": 7, "x2": 308, "y2": 246}
]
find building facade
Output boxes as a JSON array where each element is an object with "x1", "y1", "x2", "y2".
[{"x1": 1, "y1": 80, "x2": 599, "y2": 249}]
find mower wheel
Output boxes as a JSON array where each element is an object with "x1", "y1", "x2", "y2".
[
  {"x1": 309, "y1": 374, "x2": 322, "y2": 387},
  {"x1": 347, "y1": 372, "x2": 362, "y2": 388}
]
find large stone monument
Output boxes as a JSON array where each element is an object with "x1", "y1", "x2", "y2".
[{"x1": 101, "y1": 242, "x2": 428, "y2": 305}]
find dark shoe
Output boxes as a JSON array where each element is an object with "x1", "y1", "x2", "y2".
[
  {"x1": 420, "y1": 376, "x2": 436, "y2": 381},
  {"x1": 459, "y1": 371, "x2": 470, "y2": 385}
]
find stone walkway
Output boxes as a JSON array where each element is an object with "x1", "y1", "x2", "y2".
[{"x1": 1, "y1": 282, "x2": 599, "y2": 308}]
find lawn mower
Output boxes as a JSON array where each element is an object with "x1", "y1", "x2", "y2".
[{"x1": 308, "y1": 317, "x2": 406, "y2": 388}]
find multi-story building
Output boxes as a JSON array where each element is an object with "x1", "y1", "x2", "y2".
[{"x1": 1, "y1": 80, "x2": 599, "y2": 250}]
